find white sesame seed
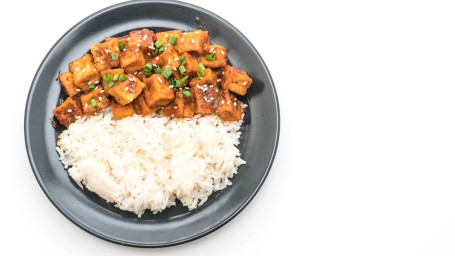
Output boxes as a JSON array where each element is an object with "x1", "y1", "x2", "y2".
[
  {"x1": 128, "y1": 77, "x2": 133, "y2": 81},
  {"x1": 130, "y1": 98, "x2": 133, "y2": 102},
  {"x1": 123, "y1": 49, "x2": 126, "y2": 52},
  {"x1": 135, "y1": 48, "x2": 139, "y2": 52},
  {"x1": 116, "y1": 47, "x2": 119, "y2": 51},
  {"x1": 203, "y1": 84, "x2": 208, "y2": 87},
  {"x1": 100, "y1": 60, "x2": 103, "y2": 64},
  {"x1": 234, "y1": 102, "x2": 237, "y2": 106},
  {"x1": 217, "y1": 79, "x2": 221, "y2": 82},
  {"x1": 94, "y1": 69, "x2": 97, "y2": 71},
  {"x1": 210, "y1": 97, "x2": 214, "y2": 100},
  {"x1": 100, "y1": 90, "x2": 104, "y2": 93},
  {"x1": 221, "y1": 100, "x2": 225, "y2": 104},
  {"x1": 227, "y1": 101, "x2": 231, "y2": 104},
  {"x1": 165, "y1": 34, "x2": 168, "y2": 38},
  {"x1": 174, "y1": 106, "x2": 178, "y2": 109},
  {"x1": 97, "y1": 57, "x2": 100, "y2": 61},
  {"x1": 85, "y1": 103, "x2": 88, "y2": 108},
  {"x1": 149, "y1": 45, "x2": 154, "y2": 49},
  {"x1": 243, "y1": 81, "x2": 247, "y2": 85},
  {"x1": 210, "y1": 85, "x2": 213, "y2": 88},
  {"x1": 221, "y1": 50, "x2": 225, "y2": 55},
  {"x1": 234, "y1": 98, "x2": 237, "y2": 101},
  {"x1": 127, "y1": 37, "x2": 130, "y2": 41},
  {"x1": 76, "y1": 116, "x2": 80, "y2": 119},
  {"x1": 173, "y1": 67, "x2": 177, "y2": 71},
  {"x1": 139, "y1": 72, "x2": 141, "y2": 75},
  {"x1": 156, "y1": 57, "x2": 159, "y2": 60},
  {"x1": 134, "y1": 71, "x2": 138, "y2": 75},
  {"x1": 153, "y1": 64, "x2": 157, "y2": 67},
  {"x1": 191, "y1": 39, "x2": 194, "y2": 44},
  {"x1": 215, "y1": 89, "x2": 219, "y2": 92},
  {"x1": 174, "y1": 58, "x2": 179, "y2": 61},
  {"x1": 222, "y1": 72, "x2": 224, "y2": 75},
  {"x1": 88, "y1": 81, "x2": 92, "y2": 85},
  {"x1": 195, "y1": 31, "x2": 200, "y2": 34},
  {"x1": 181, "y1": 38, "x2": 184, "y2": 42},
  {"x1": 147, "y1": 52, "x2": 151, "y2": 56},
  {"x1": 204, "y1": 96, "x2": 208, "y2": 102},
  {"x1": 126, "y1": 87, "x2": 129, "y2": 91},
  {"x1": 165, "y1": 47, "x2": 167, "y2": 51},
  {"x1": 168, "y1": 60, "x2": 171, "y2": 65},
  {"x1": 210, "y1": 47, "x2": 214, "y2": 52},
  {"x1": 67, "y1": 109, "x2": 72, "y2": 112},
  {"x1": 171, "y1": 114, "x2": 174, "y2": 118},
  {"x1": 75, "y1": 88, "x2": 81, "y2": 92},
  {"x1": 98, "y1": 97, "x2": 102, "y2": 101},
  {"x1": 95, "y1": 80, "x2": 99, "y2": 84},
  {"x1": 157, "y1": 76, "x2": 162, "y2": 83},
  {"x1": 139, "y1": 40, "x2": 142, "y2": 42},
  {"x1": 82, "y1": 69, "x2": 85, "y2": 72},
  {"x1": 137, "y1": 44, "x2": 141, "y2": 47},
  {"x1": 143, "y1": 35, "x2": 148, "y2": 40},
  {"x1": 133, "y1": 77, "x2": 136, "y2": 81},
  {"x1": 169, "y1": 85, "x2": 174, "y2": 88},
  {"x1": 74, "y1": 68, "x2": 79, "y2": 71}
]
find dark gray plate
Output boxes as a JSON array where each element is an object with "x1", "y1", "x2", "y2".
[{"x1": 24, "y1": 0, "x2": 279, "y2": 247}]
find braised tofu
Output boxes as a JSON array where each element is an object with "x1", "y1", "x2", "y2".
[
  {"x1": 127, "y1": 29, "x2": 156, "y2": 54},
  {"x1": 52, "y1": 97, "x2": 83, "y2": 127},
  {"x1": 100, "y1": 68, "x2": 124, "y2": 91},
  {"x1": 69, "y1": 54, "x2": 101, "y2": 92},
  {"x1": 200, "y1": 45, "x2": 227, "y2": 68},
  {"x1": 106, "y1": 37, "x2": 128, "y2": 52},
  {"x1": 176, "y1": 30, "x2": 210, "y2": 55},
  {"x1": 151, "y1": 45, "x2": 180, "y2": 70},
  {"x1": 162, "y1": 91, "x2": 194, "y2": 118},
  {"x1": 80, "y1": 86, "x2": 110, "y2": 116},
  {"x1": 119, "y1": 47, "x2": 146, "y2": 73},
  {"x1": 216, "y1": 89, "x2": 243, "y2": 121},
  {"x1": 156, "y1": 30, "x2": 182, "y2": 46},
  {"x1": 190, "y1": 86, "x2": 221, "y2": 115},
  {"x1": 58, "y1": 72, "x2": 80, "y2": 97},
  {"x1": 111, "y1": 102, "x2": 135, "y2": 120},
  {"x1": 220, "y1": 65, "x2": 252, "y2": 96},
  {"x1": 189, "y1": 67, "x2": 218, "y2": 87},
  {"x1": 181, "y1": 52, "x2": 199, "y2": 75},
  {"x1": 108, "y1": 74, "x2": 145, "y2": 105},
  {"x1": 90, "y1": 39, "x2": 121, "y2": 71},
  {"x1": 132, "y1": 93, "x2": 159, "y2": 116},
  {"x1": 143, "y1": 74, "x2": 175, "y2": 107}
]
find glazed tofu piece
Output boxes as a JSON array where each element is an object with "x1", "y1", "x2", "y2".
[
  {"x1": 176, "y1": 30, "x2": 210, "y2": 55},
  {"x1": 199, "y1": 45, "x2": 227, "y2": 68},
  {"x1": 127, "y1": 29, "x2": 156, "y2": 54},
  {"x1": 190, "y1": 86, "x2": 221, "y2": 115},
  {"x1": 69, "y1": 54, "x2": 101, "y2": 92},
  {"x1": 132, "y1": 93, "x2": 159, "y2": 116},
  {"x1": 80, "y1": 86, "x2": 110, "y2": 116},
  {"x1": 180, "y1": 52, "x2": 199, "y2": 75},
  {"x1": 189, "y1": 67, "x2": 218, "y2": 87},
  {"x1": 220, "y1": 65, "x2": 252, "y2": 96},
  {"x1": 90, "y1": 39, "x2": 121, "y2": 71},
  {"x1": 151, "y1": 45, "x2": 180, "y2": 70},
  {"x1": 155, "y1": 30, "x2": 182, "y2": 46},
  {"x1": 216, "y1": 89, "x2": 243, "y2": 121},
  {"x1": 111, "y1": 102, "x2": 135, "y2": 120},
  {"x1": 58, "y1": 72, "x2": 80, "y2": 97},
  {"x1": 162, "y1": 90, "x2": 194, "y2": 118},
  {"x1": 119, "y1": 47, "x2": 146, "y2": 74},
  {"x1": 108, "y1": 74, "x2": 145, "y2": 105},
  {"x1": 106, "y1": 37, "x2": 128, "y2": 52},
  {"x1": 100, "y1": 68, "x2": 124, "y2": 91},
  {"x1": 52, "y1": 97, "x2": 83, "y2": 127},
  {"x1": 143, "y1": 74, "x2": 175, "y2": 107}
]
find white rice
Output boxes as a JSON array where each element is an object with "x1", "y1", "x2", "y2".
[{"x1": 56, "y1": 109, "x2": 245, "y2": 217}]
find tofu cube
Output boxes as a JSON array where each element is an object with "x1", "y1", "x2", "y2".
[
  {"x1": 199, "y1": 45, "x2": 227, "y2": 68},
  {"x1": 216, "y1": 89, "x2": 244, "y2": 121},
  {"x1": 176, "y1": 30, "x2": 210, "y2": 55},
  {"x1": 181, "y1": 52, "x2": 199, "y2": 75},
  {"x1": 90, "y1": 39, "x2": 121, "y2": 71},
  {"x1": 162, "y1": 90, "x2": 194, "y2": 118},
  {"x1": 220, "y1": 65, "x2": 252, "y2": 96},
  {"x1": 106, "y1": 37, "x2": 128, "y2": 52},
  {"x1": 143, "y1": 74, "x2": 175, "y2": 107},
  {"x1": 52, "y1": 97, "x2": 83, "y2": 127},
  {"x1": 108, "y1": 74, "x2": 145, "y2": 105},
  {"x1": 58, "y1": 72, "x2": 80, "y2": 97},
  {"x1": 151, "y1": 45, "x2": 180, "y2": 70},
  {"x1": 119, "y1": 47, "x2": 146, "y2": 74},
  {"x1": 132, "y1": 93, "x2": 159, "y2": 116},
  {"x1": 190, "y1": 86, "x2": 221, "y2": 115},
  {"x1": 189, "y1": 67, "x2": 218, "y2": 87},
  {"x1": 69, "y1": 54, "x2": 101, "y2": 92},
  {"x1": 111, "y1": 102, "x2": 135, "y2": 120},
  {"x1": 100, "y1": 68, "x2": 124, "y2": 91},
  {"x1": 80, "y1": 86, "x2": 110, "y2": 116},
  {"x1": 127, "y1": 29, "x2": 156, "y2": 54},
  {"x1": 156, "y1": 30, "x2": 182, "y2": 46}
]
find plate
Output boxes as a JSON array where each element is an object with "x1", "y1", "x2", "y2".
[{"x1": 24, "y1": 0, "x2": 279, "y2": 247}]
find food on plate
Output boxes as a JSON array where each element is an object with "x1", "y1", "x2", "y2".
[{"x1": 53, "y1": 28, "x2": 252, "y2": 216}]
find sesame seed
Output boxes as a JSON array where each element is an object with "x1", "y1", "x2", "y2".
[
  {"x1": 195, "y1": 31, "x2": 200, "y2": 34},
  {"x1": 134, "y1": 71, "x2": 138, "y2": 75},
  {"x1": 221, "y1": 100, "x2": 225, "y2": 104},
  {"x1": 76, "y1": 116, "x2": 80, "y2": 119},
  {"x1": 210, "y1": 47, "x2": 214, "y2": 52},
  {"x1": 153, "y1": 64, "x2": 157, "y2": 67},
  {"x1": 128, "y1": 77, "x2": 133, "y2": 81},
  {"x1": 149, "y1": 45, "x2": 154, "y2": 49},
  {"x1": 204, "y1": 96, "x2": 208, "y2": 102},
  {"x1": 168, "y1": 60, "x2": 171, "y2": 64},
  {"x1": 165, "y1": 34, "x2": 168, "y2": 38},
  {"x1": 171, "y1": 114, "x2": 174, "y2": 118},
  {"x1": 222, "y1": 72, "x2": 224, "y2": 75},
  {"x1": 156, "y1": 57, "x2": 159, "y2": 60},
  {"x1": 181, "y1": 38, "x2": 184, "y2": 42},
  {"x1": 116, "y1": 47, "x2": 119, "y2": 51},
  {"x1": 97, "y1": 57, "x2": 100, "y2": 61},
  {"x1": 137, "y1": 44, "x2": 141, "y2": 47},
  {"x1": 85, "y1": 103, "x2": 88, "y2": 108},
  {"x1": 143, "y1": 35, "x2": 148, "y2": 40},
  {"x1": 82, "y1": 69, "x2": 85, "y2": 72},
  {"x1": 227, "y1": 101, "x2": 231, "y2": 104},
  {"x1": 130, "y1": 98, "x2": 133, "y2": 102},
  {"x1": 123, "y1": 49, "x2": 126, "y2": 52},
  {"x1": 100, "y1": 90, "x2": 104, "y2": 93},
  {"x1": 74, "y1": 68, "x2": 79, "y2": 71},
  {"x1": 94, "y1": 69, "x2": 97, "y2": 71},
  {"x1": 221, "y1": 50, "x2": 225, "y2": 55},
  {"x1": 100, "y1": 60, "x2": 103, "y2": 64},
  {"x1": 135, "y1": 48, "x2": 139, "y2": 52},
  {"x1": 174, "y1": 58, "x2": 179, "y2": 61},
  {"x1": 243, "y1": 81, "x2": 247, "y2": 85},
  {"x1": 165, "y1": 47, "x2": 167, "y2": 51},
  {"x1": 75, "y1": 88, "x2": 81, "y2": 92},
  {"x1": 217, "y1": 79, "x2": 221, "y2": 82},
  {"x1": 127, "y1": 37, "x2": 130, "y2": 41},
  {"x1": 95, "y1": 80, "x2": 99, "y2": 84},
  {"x1": 210, "y1": 97, "x2": 214, "y2": 100},
  {"x1": 126, "y1": 87, "x2": 129, "y2": 91},
  {"x1": 215, "y1": 89, "x2": 219, "y2": 92},
  {"x1": 191, "y1": 39, "x2": 194, "y2": 44},
  {"x1": 234, "y1": 102, "x2": 237, "y2": 106},
  {"x1": 88, "y1": 81, "x2": 92, "y2": 85},
  {"x1": 147, "y1": 52, "x2": 151, "y2": 56},
  {"x1": 138, "y1": 72, "x2": 141, "y2": 75},
  {"x1": 98, "y1": 97, "x2": 102, "y2": 101},
  {"x1": 139, "y1": 40, "x2": 142, "y2": 42},
  {"x1": 234, "y1": 98, "x2": 237, "y2": 101},
  {"x1": 157, "y1": 76, "x2": 162, "y2": 83},
  {"x1": 169, "y1": 85, "x2": 174, "y2": 88},
  {"x1": 173, "y1": 67, "x2": 177, "y2": 71},
  {"x1": 67, "y1": 109, "x2": 72, "y2": 112},
  {"x1": 133, "y1": 77, "x2": 136, "y2": 81},
  {"x1": 209, "y1": 85, "x2": 213, "y2": 88},
  {"x1": 174, "y1": 106, "x2": 178, "y2": 109}
]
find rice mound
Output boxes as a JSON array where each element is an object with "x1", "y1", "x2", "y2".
[{"x1": 56, "y1": 109, "x2": 245, "y2": 217}]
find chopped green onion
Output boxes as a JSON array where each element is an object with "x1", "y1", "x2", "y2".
[
  {"x1": 179, "y1": 65, "x2": 186, "y2": 75},
  {"x1": 103, "y1": 74, "x2": 113, "y2": 82},
  {"x1": 154, "y1": 40, "x2": 163, "y2": 48},
  {"x1": 119, "y1": 74, "x2": 127, "y2": 81},
  {"x1": 182, "y1": 90, "x2": 191, "y2": 98},
  {"x1": 144, "y1": 63, "x2": 152, "y2": 72},
  {"x1": 198, "y1": 63, "x2": 205, "y2": 72},
  {"x1": 119, "y1": 42, "x2": 125, "y2": 51},
  {"x1": 197, "y1": 70, "x2": 204, "y2": 79},
  {"x1": 175, "y1": 80, "x2": 183, "y2": 88},
  {"x1": 111, "y1": 53, "x2": 118, "y2": 61},
  {"x1": 168, "y1": 78, "x2": 176, "y2": 85},
  {"x1": 113, "y1": 74, "x2": 119, "y2": 82},
  {"x1": 107, "y1": 81, "x2": 115, "y2": 88},
  {"x1": 155, "y1": 66, "x2": 162, "y2": 74},
  {"x1": 158, "y1": 46, "x2": 165, "y2": 53},
  {"x1": 161, "y1": 67, "x2": 172, "y2": 79},
  {"x1": 152, "y1": 48, "x2": 159, "y2": 55},
  {"x1": 180, "y1": 55, "x2": 187, "y2": 65},
  {"x1": 205, "y1": 53, "x2": 216, "y2": 61},
  {"x1": 144, "y1": 71, "x2": 152, "y2": 77},
  {"x1": 89, "y1": 84, "x2": 96, "y2": 90},
  {"x1": 169, "y1": 35, "x2": 177, "y2": 45},
  {"x1": 90, "y1": 98, "x2": 98, "y2": 107},
  {"x1": 181, "y1": 76, "x2": 188, "y2": 83}
]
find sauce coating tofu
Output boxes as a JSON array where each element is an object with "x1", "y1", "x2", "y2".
[
  {"x1": 190, "y1": 86, "x2": 221, "y2": 115},
  {"x1": 162, "y1": 90, "x2": 195, "y2": 118},
  {"x1": 80, "y1": 86, "x2": 110, "y2": 116},
  {"x1": 176, "y1": 30, "x2": 210, "y2": 55},
  {"x1": 132, "y1": 93, "x2": 159, "y2": 116},
  {"x1": 108, "y1": 74, "x2": 145, "y2": 105},
  {"x1": 58, "y1": 72, "x2": 80, "y2": 97},
  {"x1": 111, "y1": 102, "x2": 135, "y2": 120},
  {"x1": 52, "y1": 97, "x2": 83, "y2": 127},
  {"x1": 151, "y1": 45, "x2": 180, "y2": 70},
  {"x1": 69, "y1": 54, "x2": 101, "y2": 92},
  {"x1": 143, "y1": 74, "x2": 175, "y2": 107},
  {"x1": 100, "y1": 68, "x2": 124, "y2": 92},
  {"x1": 156, "y1": 30, "x2": 182, "y2": 46},
  {"x1": 220, "y1": 65, "x2": 252, "y2": 96},
  {"x1": 189, "y1": 67, "x2": 218, "y2": 87},
  {"x1": 181, "y1": 52, "x2": 199, "y2": 75},
  {"x1": 127, "y1": 29, "x2": 156, "y2": 54},
  {"x1": 216, "y1": 89, "x2": 243, "y2": 121},
  {"x1": 199, "y1": 45, "x2": 227, "y2": 68},
  {"x1": 119, "y1": 47, "x2": 146, "y2": 73},
  {"x1": 90, "y1": 39, "x2": 121, "y2": 71}
]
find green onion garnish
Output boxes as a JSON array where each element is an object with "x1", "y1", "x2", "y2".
[
  {"x1": 113, "y1": 74, "x2": 119, "y2": 82},
  {"x1": 90, "y1": 98, "x2": 98, "y2": 107},
  {"x1": 152, "y1": 48, "x2": 159, "y2": 55},
  {"x1": 119, "y1": 74, "x2": 127, "y2": 81},
  {"x1": 103, "y1": 74, "x2": 113, "y2": 82},
  {"x1": 89, "y1": 84, "x2": 95, "y2": 90},
  {"x1": 154, "y1": 40, "x2": 163, "y2": 48},
  {"x1": 182, "y1": 90, "x2": 191, "y2": 98},
  {"x1": 144, "y1": 71, "x2": 152, "y2": 77},
  {"x1": 161, "y1": 67, "x2": 172, "y2": 79},
  {"x1": 175, "y1": 80, "x2": 183, "y2": 88},
  {"x1": 144, "y1": 63, "x2": 152, "y2": 72},
  {"x1": 111, "y1": 53, "x2": 118, "y2": 61},
  {"x1": 198, "y1": 63, "x2": 205, "y2": 72},
  {"x1": 180, "y1": 55, "x2": 187, "y2": 65},
  {"x1": 119, "y1": 42, "x2": 125, "y2": 51},
  {"x1": 205, "y1": 53, "x2": 216, "y2": 61},
  {"x1": 179, "y1": 65, "x2": 186, "y2": 75},
  {"x1": 168, "y1": 78, "x2": 176, "y2": 85},
  {"x1": 197, "y1": 70, "x2": 204, "y2": 79},
  {"x1": 169, "y1": 35, "x2": 177, "y2": 45},
  {"x1": 155, "y1": 66, "x2": 162, "y2": 74},
  {"x1": 107, "y1": 81, "x2": 115, "y2": 88},
  {"x1": 158, "y1": 46, "x2": 165, "y2": 53}
]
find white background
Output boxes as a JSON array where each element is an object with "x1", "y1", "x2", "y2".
[{"x1": 2, "y1": 0, "x2": 455, "y2": 255}]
